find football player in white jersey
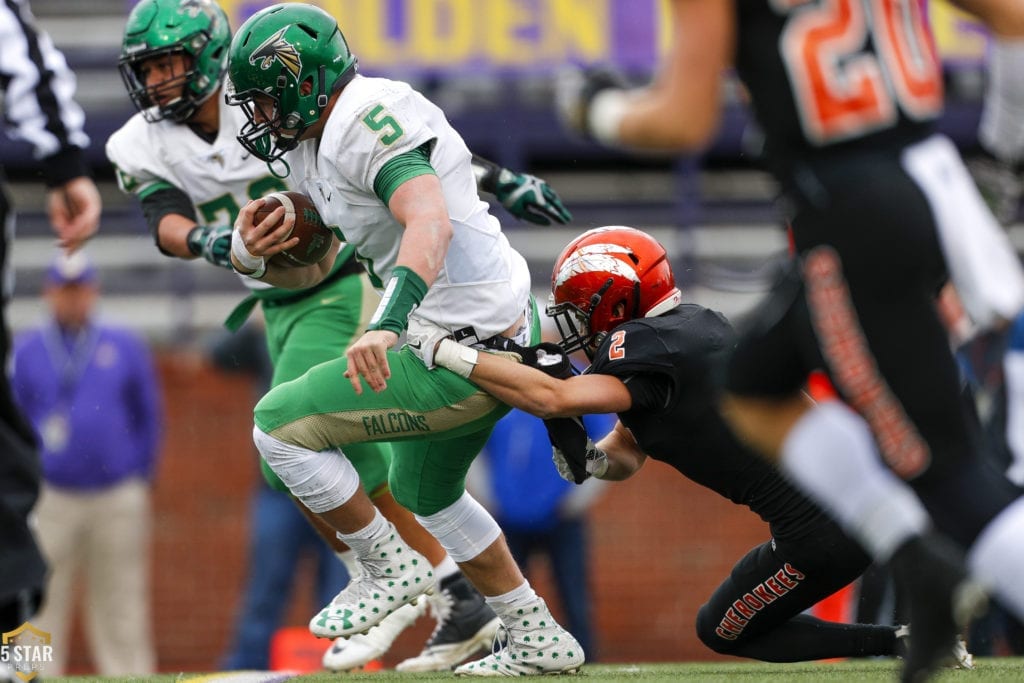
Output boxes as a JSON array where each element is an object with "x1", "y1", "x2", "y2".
[
  {"x1": 107, "y1": 0, "x2": 571, "y2": 672},
  {"x1": 227, "y1": 4, "x2": 583, "y2": 676}
]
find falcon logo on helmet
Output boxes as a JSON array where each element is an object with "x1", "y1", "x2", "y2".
[{"x1": 249, "y1": 28, "x2": 302, "y2": 78}]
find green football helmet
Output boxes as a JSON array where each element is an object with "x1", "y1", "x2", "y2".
[
  {"x1": 226, "y1": 3, "x2": 358, "y2": 162},
  {"x1": 119, "y1": 0, "x2": 230, "y2": 123}
]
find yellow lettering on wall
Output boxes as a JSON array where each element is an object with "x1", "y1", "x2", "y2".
[
  {"x1": 548, "y1": 0, "x2": 607, "y2": 61},
  {"x1": 485, "y1": 0, "x2": 538, "y2": 65},
  {"x1": 929, "y1": 0, "x2": 988, "y2": 62},
  {"x1": 411, "y1": 0, "x2": 474, "y2": 65},
  {"x1": 349, "y1": 0, "x2": 407, "y2": 65}
]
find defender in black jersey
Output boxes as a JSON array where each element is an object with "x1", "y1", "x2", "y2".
[
  {"x1": 555, "y1": 1, "x2": 1024, "y2": 679},
  {"x1": 434, "y1": 227, "x2": 974, "y2": 665}
]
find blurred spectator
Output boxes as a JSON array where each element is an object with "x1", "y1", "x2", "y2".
[
  {"x1": 469, "y1": 409, "x2": 613, "y2": 661},
  {"x1": 11, "y1": 251, "x2": 161, "y2": 675},
  {"x1": 208, "y1": 319, "x2": 349, "y2": 671},
  {"x1": 0, "y1": 0, "x2": 102, "y2": 644}
]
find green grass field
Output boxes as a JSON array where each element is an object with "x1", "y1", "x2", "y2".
[{"x1": 43, "y1": 658, "x2": 1024, "y2": 683}]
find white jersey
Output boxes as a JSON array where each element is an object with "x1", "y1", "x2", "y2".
[
  {"x1": 106, "y1": 103, "x2": 298, "y2": 292},
  {"x1": 290, "y1": 75, "x2": 531, "y2": 340}
]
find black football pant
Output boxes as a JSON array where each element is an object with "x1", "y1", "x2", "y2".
[{"x1": 695, "y1": 524, "x2": 891, "y2": 661}]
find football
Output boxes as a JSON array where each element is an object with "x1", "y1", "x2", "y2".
[{"x1": 254, "y1": 191, "x2": 333, "y2": 268}]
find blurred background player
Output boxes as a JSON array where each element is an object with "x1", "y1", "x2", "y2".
[
  {"x1": 433, "y1": 226, "x2": 970, "y2": 667},
  {"x1": 554, "y1": 1, "x2": 1024, "y2": 680},
  {"x1": 0, "y1": 0, "x2": 102, "y2": 647},
  {"x1": 106, "y1": 0, "x2": 569, "y2": 671},
  {"x1": 12, "y1": 251, "x2": 162, "y2": 675},
  {"x1": 226, "y1": 4, "x2": 582, "y2": 675}
]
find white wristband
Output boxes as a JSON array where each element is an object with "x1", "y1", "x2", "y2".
[
  {"x1": 433, "y1": 338, "x2": 479, "y2": 378},
  {"x1": 588, "y1": 88, "x2": 630, "y2": 145},
  {"x1": 231, "y1": 228, "x2": 266, "y2": 279}
]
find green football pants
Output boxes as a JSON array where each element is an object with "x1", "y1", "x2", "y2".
[{"x1": 258, "y1": 271, "x2": 392, "y2": 495}]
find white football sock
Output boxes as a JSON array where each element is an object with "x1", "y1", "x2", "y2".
[
  {"x1": 484, "y1": 581, "x2": 539, "y2": 615},
  {"x1": 781, "y1": 401, "x2": 929, "y2": 561},
  {"x1": 433, "y1": 554, "x2": 459, "y2": 581},
  {"x1": 967, "y1": 496, "x2": 1024, "y2": 620},
  {"x1": 336, "y1": 509, "x2": 391, "y2": 557}
]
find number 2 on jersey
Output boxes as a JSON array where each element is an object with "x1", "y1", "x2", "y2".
[
  {"x1": 608, "y1": 330, "x2": 626, "y2": 361},
  {"x1": 773, "y1": 0, "x2": 942, "y2": 144}
]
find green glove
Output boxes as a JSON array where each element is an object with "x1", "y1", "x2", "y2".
[
  {"x1": 187, "y1": 224, "x2": 233, "y2": 269},
  {"x1": 493, "y1": 169, "x2": 572, "y2": 225}
]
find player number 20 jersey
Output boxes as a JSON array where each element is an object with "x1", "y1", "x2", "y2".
[{"x1": 735, "y1": 0, "x2": 942, "y2": 165}]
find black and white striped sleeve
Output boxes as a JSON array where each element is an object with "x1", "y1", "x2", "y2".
[{"x1": 0, "y1": 0, "x2": 90, "y2": 186}]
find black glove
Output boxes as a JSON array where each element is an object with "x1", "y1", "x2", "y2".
[
  {"x1": 481, "y1": 338, "x2": 573, "y2": 379},
  {"x1": 482, "y1": 337, "x2": 593, "y2": 482},
  {"x1": 548, "y1": 416, "x2": 592, "y2": 484}
]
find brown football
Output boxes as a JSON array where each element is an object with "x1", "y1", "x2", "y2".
[{"x1": 254, "y1": 191, "x2": 333, "y2": 268}]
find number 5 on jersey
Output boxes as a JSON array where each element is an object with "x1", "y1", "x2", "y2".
[{"x1": 362, "y1": 105, "x2": 404, "y2": 145}]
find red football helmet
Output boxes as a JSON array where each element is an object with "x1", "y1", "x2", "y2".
[{"x1": 547, "y1": 226, "x2": 681, "y2": 357}]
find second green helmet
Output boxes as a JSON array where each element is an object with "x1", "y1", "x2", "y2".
[{"x1": 119, "y1": 0, "x2": 231, "y2": 123}]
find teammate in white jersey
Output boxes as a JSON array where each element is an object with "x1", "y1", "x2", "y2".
[
  {"x1": 226, "y1": 4, "x2": 582, "y2": 676},
  {"x1": 107, "y1": 0, "x2": 571, "y2": 672}
]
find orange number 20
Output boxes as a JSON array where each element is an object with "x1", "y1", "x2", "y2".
[{"x1": 773, "y1": 0, "x2": 942, "y2": 144}]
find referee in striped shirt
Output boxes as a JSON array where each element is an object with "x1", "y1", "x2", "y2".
[{"x1": 0, "y1": 0, "x2": 101, "y2": 634}]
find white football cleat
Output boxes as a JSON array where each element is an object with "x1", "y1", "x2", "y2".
[
  {"x1": 321, "y1": 600, "x2": 426, "y2": 671},
  {"x1": 454, "y1": 597, "x2": 583, "y2": 676},
  {"x1": 310, "y1": 524, "x2": 434, "y2": 639}
]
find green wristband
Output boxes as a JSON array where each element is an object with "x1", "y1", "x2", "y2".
[{"x1": 368, "y1": 266, "x2": 429, "y2": 335}]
